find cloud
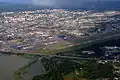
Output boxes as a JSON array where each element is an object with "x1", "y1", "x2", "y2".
[
  {"x1": 31, "y1": 0, "x2": 120, "y2": 7},
  {"x1": 32, "y1": 0, "x2": 56, "y2": 6}
]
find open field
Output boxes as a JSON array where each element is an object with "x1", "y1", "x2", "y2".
[
  {"x1": 34, "y1": 43, "x2": 72, "y2": 55},
  {"x1": 29, "y1": 31, "x2": 120, "y2": 55}
]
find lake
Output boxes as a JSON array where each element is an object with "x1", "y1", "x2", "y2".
[{"x1": 0, "y1": 55, "x2": 29, "y2": 80}]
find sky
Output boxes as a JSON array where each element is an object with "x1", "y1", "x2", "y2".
[
  {"x1": 0, "y1": 0, "x2": 31, "y2": 4},
  {"x1": 0, "y1": 0, "x2": 119, "y2": 5}
]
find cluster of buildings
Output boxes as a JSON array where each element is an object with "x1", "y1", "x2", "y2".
[{"x1": 0, "y1": 9, "x2": 120, "y2": 53}]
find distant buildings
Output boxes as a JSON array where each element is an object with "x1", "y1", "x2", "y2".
[{"x1": 0, "y1": 9, "x2": 120, "y2": 53}]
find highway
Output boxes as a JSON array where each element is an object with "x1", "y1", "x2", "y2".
[
  {"x1": 66, "y1": 30, "x2": 120, "y2": 50},
  {"x1": 50, "y1": 55, "x2": 115, "y2": 62},
  {"x1": 52, "y1": 55, "x2": 97, "y2": 60}
]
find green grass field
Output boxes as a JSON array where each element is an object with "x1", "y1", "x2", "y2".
[{"x1": 34, "y1": 43, "x2": 73, "y2": 55}]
